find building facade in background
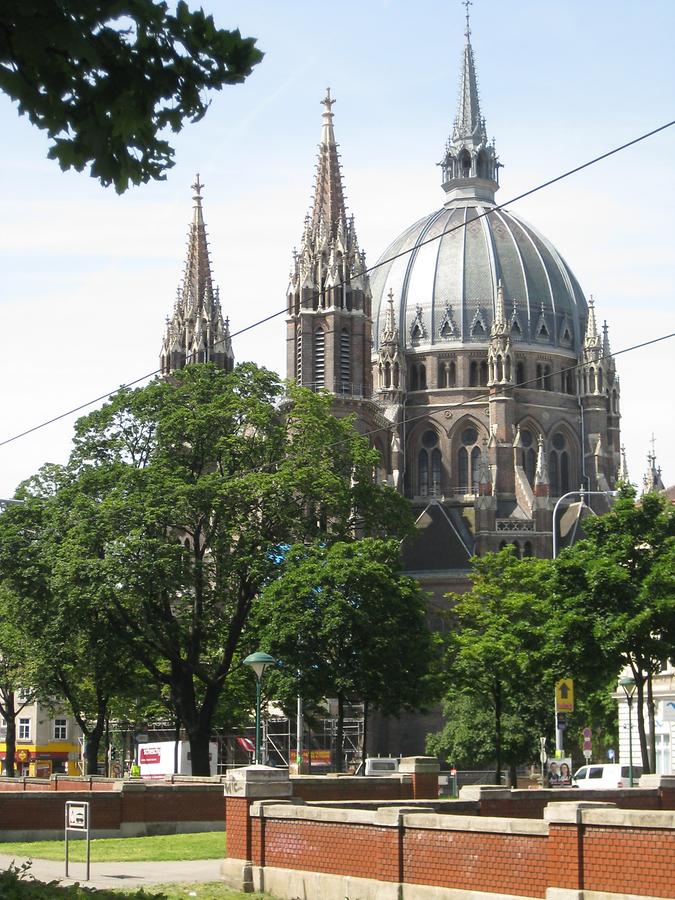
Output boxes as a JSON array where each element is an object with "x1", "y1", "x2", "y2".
[{"x1": 1, "y1": 696, "x2": 81, "y2": 777}]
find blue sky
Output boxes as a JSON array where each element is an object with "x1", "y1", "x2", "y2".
[{"x1": 1, "y1": 0, "x2": 674, "y2": 497}]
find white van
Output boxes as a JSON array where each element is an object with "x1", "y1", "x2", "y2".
[{"x1": 573, "y1": 763, "x2": 642, "y2": 789}]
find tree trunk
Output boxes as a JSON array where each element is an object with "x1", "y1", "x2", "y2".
[
  {"x1": 186, "y1": 727, "x2": 212, "y2": 776},
  {"x1": 647, "y1": 671, "x2": 656, "y2": 774},
  {"x1": 361, "y1": 699, "x2": 369, "y2": 774},
  {"x1": 509, "y1": 761, "x2": 518, "y2": 789},
  {"x1": 634, "y1": 675, "x2": 650, "y2": 773},
  {"x1": 335, "y1": 694, "x2": 345, "y2": 773},
  {"x1": 5, "y1": 691, "x2": 16, "y2": 778},
  {"x1": 84, "y1": 730, "x2": 104, "y2": 775},
  {"x1": 494, "y1": 679, "x2": 503, "y2": 785}
]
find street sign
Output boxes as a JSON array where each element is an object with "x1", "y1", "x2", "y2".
[
  {"x1": 583, "y1": 749, "x2": 592, "y2": 760},
  {"x1": 555, "y1": 679, "x2": 574, "y2": 712},
  {"x1": 65, "y1": 801, "x2": 91, "y2": 882},
  {"x1": 582, "y1": 726, "x2": 592, "y2": 751},
  {"x1": 608, "y1": 748, "x2": 615, "y2": 760},
  {"x1": 557, "y1": 712, "x2": 567, "y2": 730}
]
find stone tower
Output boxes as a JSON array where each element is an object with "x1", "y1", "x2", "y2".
[
  {"x1": 286, "y1": 90, "x2": 372, "y2": 402},
  {"x1": 160, "y1": 176, "x2": 234, "y2": 375}
]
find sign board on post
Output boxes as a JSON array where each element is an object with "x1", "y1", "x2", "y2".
[
  {"x1": 65, "y1": 801, "x2": 90, "y2": 882},
  {"x1": 555, "y1": 679, "x2": 574, "y2": 713}
]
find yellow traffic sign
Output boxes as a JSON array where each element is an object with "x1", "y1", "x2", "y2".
[{"x1": 555, "y1": 678, "x2": 574, "y2": 712}]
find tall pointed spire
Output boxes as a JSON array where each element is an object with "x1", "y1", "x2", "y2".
[
  {"x1": 584, "y1": 295, "x2": 600, "y2": 350},
  {"x1": 160, "y1": 176, "x2": 233, "y2": 376},
  {"x1": 381, "y1": 288, "x2": 399, "y2": 345},
  {"x1": 286, "y1": 93, "x2": 372, "y2": 398},
  {"x1": 453, "y1": 1, "x2": 483, "y2": 143},
  {"x1": 310, "y1": 88, "x2": 348, "y2": 240},
  {"x1": 642, "y1": 435, "x2": 665, "y2": 495},
  {"x1": 439, "y1": 5, "x2": 499, "y2": 203},
  {"x1": 534, "y1": 433, "x2": 550, "y2": 490}
]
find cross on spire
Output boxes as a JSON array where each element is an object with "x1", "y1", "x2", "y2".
[
  {"x1": 463, "y1": 0, "x2": 473, "y2": 38},
  {"x1": 321, "y1": 88, "x2": 335, "y2": 113},
  {"x1": 192, "y1": 173, "x2": 204, "y2": 205}
]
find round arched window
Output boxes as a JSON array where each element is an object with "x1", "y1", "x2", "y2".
[
  {"x1": 520, "y1": 429, "x2": 533, "y2": 448},
  {"x1": 462, "y1": 426, "x2": 478, "y2": 446},
  {"x1": 552, "y1": 433, "x2": 566, "y2": 451},
  {"x1": 422, "y1": 430, "x2": 439, "y2": 449}
]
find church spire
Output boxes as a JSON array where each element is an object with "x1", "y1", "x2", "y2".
[
  {"x1": 381, "y1": 288, "x2": 399, "y2": 345},
  {"x1": 310, "y1": 88, "x2": 348, "y2": 241},
  {"x1": 642, "y1": 435, "x2": 665, "y2": 495},
  {"x1": 584, "y1": 295, "x2": 600, "y2": 350},
  {"x1": 160, "y1": 176, "x2": 233, "y2": 376},
  {"x1": 454, "y1": 1, "x2": 483, "y2": 143},
  {"x1": 618, "y1": 445, "x2": 630, "y2": 484},
  {"x1": 439, "y1": 4, "x2": 499, "y2": 203}
]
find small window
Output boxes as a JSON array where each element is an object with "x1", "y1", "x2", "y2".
[
  {"x1": 18, "y1": 718, "x2": 31, "y2": 741},
  {"x1": 54, "y1": 718, "x2": 67, "y2": 740},
  {"x1": 462, "y1": 426, "x2": 478, "y2": 446},
  {"x1": 422, "y1": 430, "x2": 438, "y2": 449},
  {"x1": 574, "y1": 768, "x2": 587, "y2": 781},
  {"x1": 588, "y1": 767, "x2": 603, "y2": 779}
]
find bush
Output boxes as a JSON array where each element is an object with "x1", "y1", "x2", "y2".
[{"x1": 0, "y1": 860, "x2": 168, "y2": 898}]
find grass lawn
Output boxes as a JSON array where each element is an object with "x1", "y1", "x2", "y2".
[{"x1": 0, "y1": 831, "x2": 226, "y2": 862}]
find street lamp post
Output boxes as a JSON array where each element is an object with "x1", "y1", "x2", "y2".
[
  {"x1": 552, "y1": 489, "x2": 618, "y2": 558},
  {"x1": 619, "y1": 676, "x2": 637, "y2": 787},
  {"x1": 243, "y1": 652, "x2": 276, "y2": 765}
]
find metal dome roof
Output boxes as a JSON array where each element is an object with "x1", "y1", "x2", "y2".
[{"x1": 371, "y1": 202, "x2": 588, "y2": 355}]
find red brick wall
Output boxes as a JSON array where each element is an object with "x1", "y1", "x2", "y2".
[
  {"x1": 226, "y1": 798, "x2": 252, "y2": 860},
  {"x1": 290, "y1": 776, "x2": 412, "y2": 803},
  {"x1": 403, "y1": 827, "x2": 549, "y2": 897},
  {"x1": 582, "y1": 825, "x2": 675, "y2": 899}
]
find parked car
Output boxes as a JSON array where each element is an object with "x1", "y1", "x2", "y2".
[{"x1": 573, "y1": 763, "x2": 643, "y2": 789}]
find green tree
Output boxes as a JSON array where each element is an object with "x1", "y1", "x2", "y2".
[
  {"x1": 0, "y1": 584, "x2": 39, "y2": 777},
  {"x1": 427, "y1": 548, "x2": 559, "y2": 785},
  {"x1": 1, "y1": 364, "x2": 412, "y2": 775},
  {"x1": 0, "y1": 467, "x2": 145, "y2": 774},
  {"x1": 0, "y1": 1, "x2": 262, "y2": 191},
  {"x1": 252, "y1": 539, "x2": 437, "y2": 772},
  {"x1": 554, "y1": 487, "x2": 675, "y2": 772}
]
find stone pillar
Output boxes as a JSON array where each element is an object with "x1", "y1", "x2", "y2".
[
  {"x1": 639, "y1": 773, "x2": 675, "y2": 809},
  {"x1": 398, "y1": 756, "x2": 440, "y2": 799},
  {"x1": 221, "y1": 765, "x2": 292, "y2": 892},
  {"x1": 544, "y1": 800, "x2": 615, "y2": 895}
]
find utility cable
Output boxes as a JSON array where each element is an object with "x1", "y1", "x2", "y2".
[{"x1": 1, "y1": 119, "x2": 674, "y2": 451}]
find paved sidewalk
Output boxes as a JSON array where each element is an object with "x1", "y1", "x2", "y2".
[{"x1": 0, "y1": 852, "x2": 224, "y2": 890}]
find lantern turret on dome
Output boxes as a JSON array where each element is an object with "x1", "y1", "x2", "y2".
[{"x1": 439, "y1": 5, "x2": 499, "y2": 204}]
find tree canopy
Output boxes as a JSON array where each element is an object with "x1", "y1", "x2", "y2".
[
  {"x1": 0, "y1": 363, "x2": 413, "y2": 774},
  {"x1": 554, "y1": 486, "x2": 675, "y2": 772},
  {"x1": 253, "y1": 539, "x2": 437, "y2": 771},
  {"x1": 0, "y1": 1, "x2": 262, "y2": 191}
]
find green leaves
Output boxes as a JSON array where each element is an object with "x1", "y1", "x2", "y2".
[{"x1": 0, "y1": 1, "x2": 263, "y2": 191}]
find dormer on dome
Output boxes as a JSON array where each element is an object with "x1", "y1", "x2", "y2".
[{"x1": 439, "y1": 5, "x2": 499, "y2": 204}]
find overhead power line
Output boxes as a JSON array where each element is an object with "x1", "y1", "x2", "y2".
[{"x1": 1, "y1": 119, "x2": 674, "y2": 452}]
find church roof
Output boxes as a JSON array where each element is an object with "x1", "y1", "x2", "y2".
[{"x1": 371, "y1": 203, "x2": 587, "y2": 354}]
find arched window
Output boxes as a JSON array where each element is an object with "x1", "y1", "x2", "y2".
[
  {"x1": 438, "y1": 361, "x2": 447, "y2": 388},
  {"x1": 460, "y1": 150, "x2": 471, "y2": 177},
  {"x1": 393, "y1": 362, "x2": 400, "y2": 388},
  {"x1": 480, "y1": 361, "x2": 489, "y2": 386},
  {"x1": 523, "y1": 541, "x2": 533, "y2": 557},
  {"x1": 409, "y1": 365, "x2": 418, "y2": 391},
  {"x1": 544, "y1": 365, "x2": 553, "y2": 392},
  {"x1": 589, "y1": 368, "x2": 596, "y2": 393},
  {"x1": 448, "y1": 361, "x2": 456, "y2": 387},
  {"x1": 419, "y1": 364, "x2": 427, "y2": 389},
  {"x1": 476, "y1": 150, "x2": 487, "y2": 178},
  {"x1": 469, "y1": 361, "x2": 478, "y2": 387},
  {"x1": 340, "y1": 329, "x2": 350, "y2": 391},
  {"x1": 457, "y1": 424, "x2": 480, "y2": 494},
  {"x1": 471, "y1": 446, "x2": 481, "y2": 493},
  {"x1": 418, "y1": 430, "x2": 441, "y2": 496},
  {"x1": 597, "y1": 367, "x2": 603, "y2": 392},
  {"x1": 513, "y1": 540, "x2": 521, "y2": 558},
  {"x1": 520, "y1": 429, "x2": 536, "y2": 485},
  {"x1": 496, "y1": 356, "x2": 503, "y2": 382},
  {"x1": 612, "y1": 390, "x2": 618, "y2": 413},
  {"x1": 549, "y1": 432, "x2": 571, "y2": 497},
  {"x1": 516, "y1": 362, "x2": 525, "y2": 385},
  {"x1": 314, "y1": 327, "x2": 325, "y2": 389},
  {"x1": 384, "y1": 361, "x2": 391, "y2": 389}
]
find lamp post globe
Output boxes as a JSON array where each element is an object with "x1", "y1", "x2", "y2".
[
  {"x1": 619, "y1": 676, "x2": 637, "y2": 787},
  {"x1": 244, "y1": 652, "x2": 277, "y2": 765}
]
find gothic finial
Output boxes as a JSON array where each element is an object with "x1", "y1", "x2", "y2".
[
  {"x1": 618, "y1": 444, "x2": 630, "y2": 483},
  {"x1": 463, "y1": 0, "x2": 473, "y2": 39},
  {"x1": 192, "y1": 173, "x2": 204, "y2": 205},
  {"x1": 322, "y1": 87, "x2": 336, "y2": 113},
  {"x1": 534, "y1": 433, "x2": 550, "y2": 487}
]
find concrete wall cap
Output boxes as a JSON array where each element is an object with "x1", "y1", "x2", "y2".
[
  {"x1": 459, "y1": 785, "x2": 511, "y2": 801},
  {"x1": 638, "y1": 773, "x2": 675, "y2": 789},
  {"x1": 224, "y1": 765, "x2": 292, "y2": 799},
  {"x1": 544, "y1": 801, "x2": 616, "y2": 824},
  {"x1": 398, "y1": 756, "x2": 441, "y2": 774},
  {"x1": 373, "y1": 805, "x2": 435, "y2": 825},
  {"x1": 403, "y1": 812, "x2": 548, "y2": 836},
  {"x1": 250, "y1": 802, "x2": 378, "y2": 825}
]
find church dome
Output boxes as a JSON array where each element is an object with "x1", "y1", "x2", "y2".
[{"x1": 371, "y1": 201, "x2": 588, "y2": 354}]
